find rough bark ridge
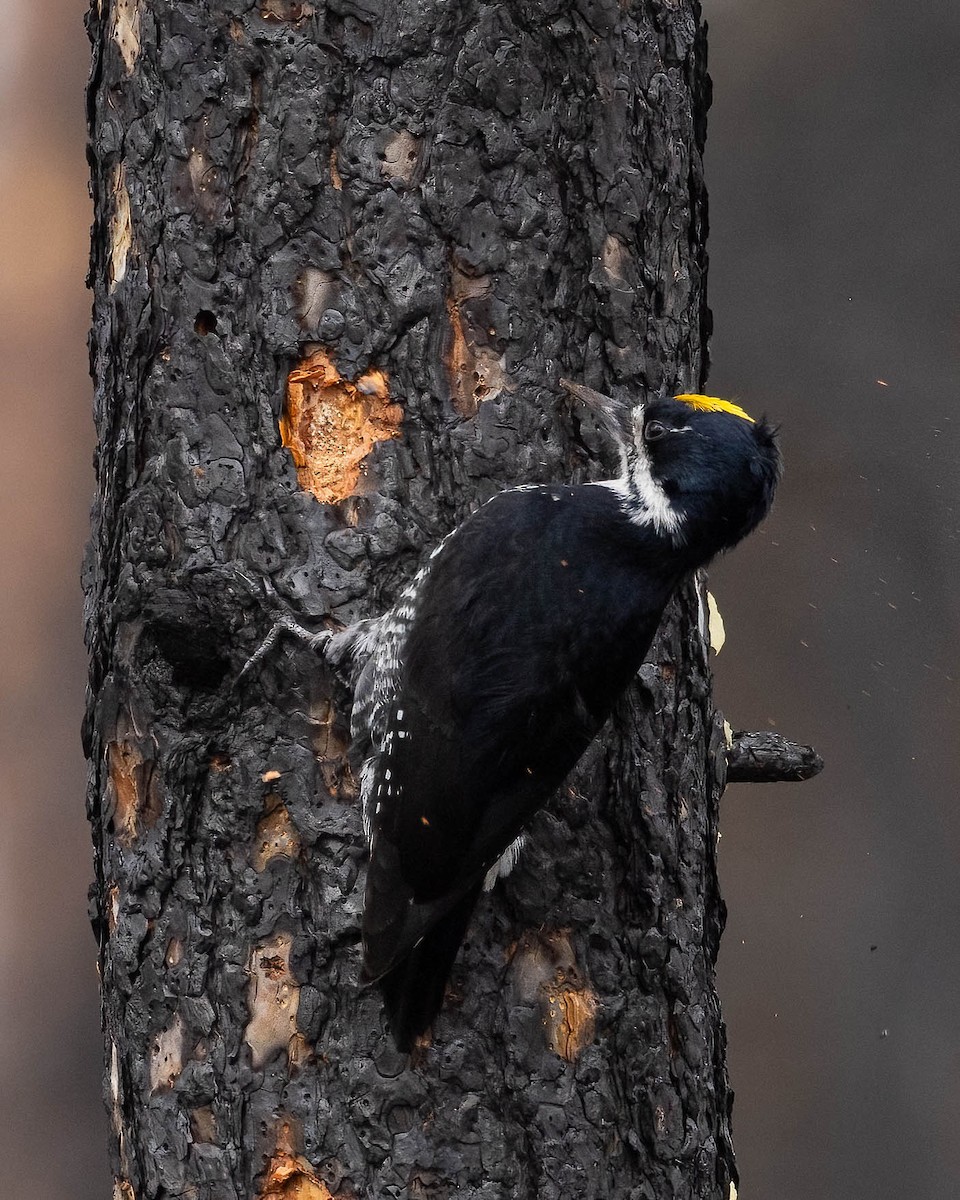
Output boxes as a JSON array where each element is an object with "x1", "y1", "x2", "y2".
[{"x1": 85, "y1": 2, "x2": 729, "y2": 1197}]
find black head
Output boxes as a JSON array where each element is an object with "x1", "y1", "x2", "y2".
[
  {"x1": 559, "y1": 379, "x2": 781, "y2": 559},
  {"x1": 636, "y1": 394, "x2": 781, "y2": 555}
]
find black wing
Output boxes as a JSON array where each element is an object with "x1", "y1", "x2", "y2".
[{"x1": 361, "y1": 485, "x2": 679, "y2": 993}]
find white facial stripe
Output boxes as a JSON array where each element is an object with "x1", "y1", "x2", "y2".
[
  {"x1": 623, "y1": 407, "x2": 684, "y2": 539},
  {"x1": 629, "y1": 457, "x2": 683, "y2": 537}
]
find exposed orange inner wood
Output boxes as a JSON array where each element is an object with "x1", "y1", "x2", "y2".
[
  {"x1": 259, "y1": 1121, "x2": 335, "y2": 1200},
  {"x1": 108, "y1": 740, "x2": 159, "y2": 844},
  {"x1": 108, "y1": 739, "x2": 140, "y2": 844},
  {"x1": 253, "y1": 795, "x2": 300, "y2": 870},
  {"x1": 280, "y1": 350, "x2": 401, "y2": 504},
  {"x1": 443, "y1": 265, "x2": 508, "y2": 416},
  {"x1": 149, "y1": 1012, "x2": 187, "y2": 1092},
  {"x1": 260, "y1": 0, "x2": 315, "y2": 19},
  {"x1": 108, "y1": 163, "x2": 132, "y2": 292},
  {"x1": 508, "y1": 927, "x2": 599, "y2": 1062},
  {"x1": 190, "y1": 1106, "x2": 217, "y2": 1144},
  {"x1": 329, "y1": 148, "x2": 342, "y2": 190},
  {"x1": 444, "y1": 287, "x2": 474, "y2": 416},
  {"x1": 259, "y1": 1151, "x2": 335, "y2": 1199},
  {"x1": 112, "y1": 0, "x2": 141, "y2": 74},
  {"x1": 245, "y1": 933, "x2": 301, "y2": 1068},
  {"x1": 543, "y1": 983, "x2": 599, "y2": 1062}
]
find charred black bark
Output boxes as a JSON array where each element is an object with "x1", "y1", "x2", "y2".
[
  {"x1": 727, "y1": 731, "x2": 824, "y2": 784},
  {"x1": 84, "y1": 2, "x2": 749, "y2": 1197}
]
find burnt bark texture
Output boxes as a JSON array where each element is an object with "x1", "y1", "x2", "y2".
[
  {"x1": 85, "y1": 2, "x2": 732, "y2": 1198},
  {"x1": 726, "y1": 731, "x2": 824, "y2": 784}
]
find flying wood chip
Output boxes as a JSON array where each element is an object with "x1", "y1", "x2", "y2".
[
  {"x1": 707, "y1": 590, "x2": 726, "y2": 655},
  {"x1": 280, "y1": 350, "x2": 401, "y2": 504}
]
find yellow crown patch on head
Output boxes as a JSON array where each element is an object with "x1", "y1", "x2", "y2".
[{"x1": 673, "y1": 393, "x2": 756, "y2": 424}]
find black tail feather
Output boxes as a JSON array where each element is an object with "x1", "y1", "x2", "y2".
[{"x1": 377, "y1": 884, "x2": 482, "y2": 1052}]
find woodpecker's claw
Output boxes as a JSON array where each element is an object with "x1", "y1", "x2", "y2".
[{"x1": 236, "y1": 614, "x2": 333, "y2": 687}]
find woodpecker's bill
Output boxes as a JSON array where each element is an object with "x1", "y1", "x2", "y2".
[{"x1": 311, "y1": 381, "x2": 780, "y2": 1051}]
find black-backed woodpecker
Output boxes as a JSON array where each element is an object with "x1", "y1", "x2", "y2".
[{"x1": 259, "y1": 381, "x2": 781, "y2": 1051}]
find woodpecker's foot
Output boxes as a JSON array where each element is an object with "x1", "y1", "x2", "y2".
[{"x1": 236, "y1": 615, "x2": 333, "y2": 687}]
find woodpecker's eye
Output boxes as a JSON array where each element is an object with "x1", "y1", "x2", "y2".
[{"x1": 644, "y1": 420, "x2": 667, "y2": 442}]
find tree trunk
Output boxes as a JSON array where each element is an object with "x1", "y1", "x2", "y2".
[{"x1": 85, "y1": 2, "x2": 732, "y2": 1197}]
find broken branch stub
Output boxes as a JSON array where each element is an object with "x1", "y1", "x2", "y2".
[{"x1": 726, "y1": 730, "x2": 824, "y2": 784}]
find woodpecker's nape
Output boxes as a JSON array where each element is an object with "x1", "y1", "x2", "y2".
[{"x1": 326, "y1": 380, "x2": 782, "y2": 1050}]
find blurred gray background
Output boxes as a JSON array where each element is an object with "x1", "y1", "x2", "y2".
[{"x1": 1, "y1": 2, "x2": 956, "y2": 1197}]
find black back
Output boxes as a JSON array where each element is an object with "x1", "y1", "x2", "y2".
[{"x1": 364, "y1": 484, "x2": 681, "y2": 980}]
